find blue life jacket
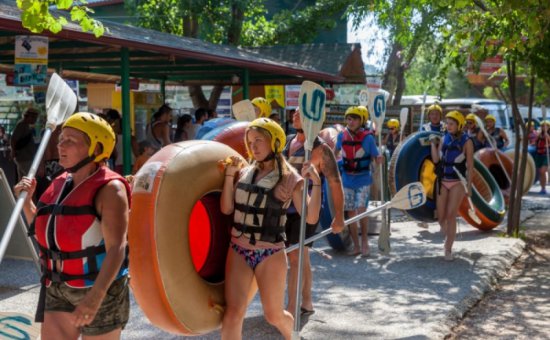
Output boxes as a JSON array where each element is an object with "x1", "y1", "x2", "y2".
[
  {"x1": 486, "y1": 127, "x2": 505, "y2": 149},
  {"x1": 441, "y1": 133, "x2": 469, "y2": 180}
]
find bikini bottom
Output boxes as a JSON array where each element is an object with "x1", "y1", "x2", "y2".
[{"x1": 230, "y1": 242, "x2": 283, "y2": 271}]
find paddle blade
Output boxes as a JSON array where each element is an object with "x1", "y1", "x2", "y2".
[
  {"x1": 299, "y1": 81, "x2": 326, "y2": 151},
  {"x1": 358, "y1": 89, "x2": 368, "y2": 106},
  {"x1": 399, "y1": 107, "x2": 408, "y2": 130},
  {"x1": 367, "y1": 89, "x2": 389, "y2": 128},
  {"x1": 542, "y1": 105, "x2": 547, "y2": 121},
  {"x1": 232, "y1": 100, "x2": 256, "y2": 121},
  {"x1": 391, "y1": 181, "x2": 426, "y2": 210},
  {"x1": 45, "y1": 73, "x2": 77, "y2": 126}
]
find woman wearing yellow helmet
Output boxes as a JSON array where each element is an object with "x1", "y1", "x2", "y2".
[
  {"x1": 251, "y1": 97, "x2": 272, "y2": 118},
  {"x1": 465, "y1": 113, "x2": 484, "y2": 151},
  {"x1": 13, "y1": 112, "x2": 131, "y2": 339},
  {"x1": 421, "y1": 104, "x2": 446, "y2": 132},
  {"x1": 383, "y1": 118, "x2": 400, "y2": 158},
  {"x1": 220, "y1": 117, "x2": 321, "y2": 339},
  {"x1": 482, "y1": 114, "x2": 509, "y2": 150},
  {"x1": 430, "y1": 110, "x2": 474, "y2": 261}
]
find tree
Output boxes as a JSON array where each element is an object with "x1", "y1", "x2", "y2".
[
  {"x1": 349, "y1": 1, "x2": 449, "y2": 105},
  {"x1": 128, "y1": 0, "x2": 349, "y2": 109},
  {"x1": 442, "y1": 0, "x2": 550, "y2": 236},
  {"x1": 17, "y1": 0, "x2": 105, "y2": 37}
]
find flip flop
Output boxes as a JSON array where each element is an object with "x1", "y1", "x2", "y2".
[{"x1": 300, "y1": 307, "x2": 315, "y2": 316}]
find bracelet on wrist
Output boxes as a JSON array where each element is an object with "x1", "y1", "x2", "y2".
[{"x1": 225, "y1": 174, "x2": 234, "y2": 177}]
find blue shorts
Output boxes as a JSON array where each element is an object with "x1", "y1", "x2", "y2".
[{"x1": 344, "y1": 185, "x2": 370, "y2": 211}]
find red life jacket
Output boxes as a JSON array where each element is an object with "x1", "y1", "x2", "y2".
[
  {"x1": 32, "y1": 166, "x2": 131, "y2": 288},
  {"x1": 341, "y1": 127, "x2": 372, "y2": 173},
  {"x1": 536, "y1": 134, "x2": 548, "y2": 154}
]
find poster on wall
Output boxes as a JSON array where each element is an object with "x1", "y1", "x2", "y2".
[
  {"x1": 265, "y1": 85, "x2": 285, "y2": 108},
  {"x1": 14, "y1": 36, "x2": 48, "y2": 86},
  {"x1": 284, "y1": 85, "x2": 301, "y2": 109},
  {"x1": 216, "y1": 86, "x2": 232, "y2": 117}
]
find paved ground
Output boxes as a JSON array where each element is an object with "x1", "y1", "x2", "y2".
[
  {"x1": 1, "y1": 187, "x2": 548, "y2": 339},
  {"x1": 448, "y1": 188, "x2": 550, "y2": 340}
]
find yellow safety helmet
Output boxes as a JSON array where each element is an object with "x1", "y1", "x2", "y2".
[
  {"x1": 387, "y1": 119, "x2": 400, "y2": 129},
  {"x1": 345, "y1": 106, "x2": 369, "y2": 124},
  {"x1": 251, "y1": 97, "x2": 272, "y2": 118},
  {"x1": 445, "y1": 110, "x2": 465, "y2": 131},
  {"x1": 427, "y1": 104, "x2": 443, "y2": 116},
  {"x1": 63, "y1": 112, "x2": 116, "y2": 162},
  {"x1": 466, "y1": 113, "x2": 477, "y2": 122},
  {"x1": 484, "y1": 114, "x2": 496, "y2": 122},
  {"x1": 246, "y1": 117, "x2": 286, "y2": 155}
]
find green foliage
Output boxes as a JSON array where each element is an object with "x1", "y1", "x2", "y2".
[
  {"x1": 129, "y1": 0, "x2": 348, "y2": 47},
  {"x1": 17, "y1": 0, "x2": 105, "y2": 37}
]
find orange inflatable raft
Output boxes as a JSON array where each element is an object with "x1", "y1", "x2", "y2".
[
  {"x1": 475, "y1": 148, "x2": 513, "y2": 205},
  {"x1": 128, "y1": 140, "x2": 247, "y2": 335}
]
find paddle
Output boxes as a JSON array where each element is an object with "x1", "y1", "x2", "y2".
[
  {"x1": 399, "y1": 107, "x2": 408, "y2": 143},
  {"x1": 474, "y1": 115, "x2": 511, "y2": 184},
  {"x1": 543, "y1": 105, "x2": 550, "y2": 179},
  {"x1": 0, "y1": 73, "x2": 77, "y2": 265},
  {"x1": 368, "y1": 89, "x2": 390, "y2": 254},
  {"x1": 418, "y1": 90, "x2": 428, "y2": 131},
  {"x1": 293, "y1": 80, "x2": 326, "y2": 339},
  {"x1": 0, "y1": 311, "x2": 40, "y2": 340},
  {"x1": 358, "y1": 89, "x2": 368, "y2": 107},
  {"x1": 286, "y1": 181, "x2": 427, "y2": 254},
  {"x1": 231, "y1": 99, "x2": 255, "y2": 121},
  {"x1": 453, "y1": 166, "x2": 482, "y2": 224}
]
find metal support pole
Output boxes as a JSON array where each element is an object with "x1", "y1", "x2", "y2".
[{"x1": 120, "y1": 48, "x2": 132, "y2": 175}]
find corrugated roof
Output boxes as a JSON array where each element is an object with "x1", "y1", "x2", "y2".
[
  {"x1": 0, "y1": 0, "x2": 346, "y2": 84},
  {"x1": 246, "y1": 43, "x2": 366, "y2": 84}
]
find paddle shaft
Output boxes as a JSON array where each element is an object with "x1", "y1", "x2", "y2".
[
  {"x1": 477, "y1": 120, "x2": 512, "y2": 183},
  {"x1": 452, "y1": 166, "x2": 481, "y2": 224},
  {"x1": 286, "y1": 200, "x2": 391, "y2": 254},
  {"x1": 0, "y1": 126, "x2": 53, "y2": 267}
]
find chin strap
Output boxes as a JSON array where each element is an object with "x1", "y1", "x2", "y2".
[
  {"x1": 65, "y1": 156, "x2": 95, "y2": 173},
  {"x1": 296, "y1": 129, "x2": 304, "y2": 134}
]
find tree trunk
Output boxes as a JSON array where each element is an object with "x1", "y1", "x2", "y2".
[{"x1": 382, "y1": 41, "x2": 402, "y2": 104}]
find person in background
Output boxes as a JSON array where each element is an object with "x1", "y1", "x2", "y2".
[
  {"x1": 283, "y1": 108, "x2": 345, "y2": 317},
  {"x1": 132, "y1": 140, "x2": 155, "y2": 174},
  {"x1": 220, "y1": 118, "x2": 321, "y2": 340},
  {"x1": 481, "y1": 114, "x2": 509, "y2": 150},
  {"x1": 251, "y1": 97, "x2": 272, "y2": 118},
  {"x1": 191, "y1": 108, "x2": 209, "y2": 139},
  {"x1": 0, "y1": 125, "x2": 9, "y2": 157},
  {"x1": 464, "y1": 113, "x2": 484, "y2": 152},
  {"x1": 534, "y1": 120, "x2": 550, "y2": 195},
  {"x1": 421, "y1": 104, "x2": 446, "y2": 132},
  {"x1": 334, "y1": 106, "x2": 382, "y2": 257},
  {"x1": 430, "y1": 111, "x2": 474, "y2": 261},
  {"x1": 383, "y1": 118, "x2": 400, "y2": 159},
  {"x1": 285, "y1": 109, "x2": 297, "y2": 135},
  {"x1": 35, "y1": 126, "x2": 63, "y2": 199},
  {"x1": 207, "y1": 108, "x2": 218, "y2": 120},
  {"x1": 146, "y1": 104, "x2": 173, "y2": 150},
  {"x1": 269, "y1": 112, "x2": 281, "y2": 125},
  {"x1": 13, "y1": 112, "x2": 131, "y2": 339},
  {"x1": 10, "y1": 107, "x2": 39, "y2": 180},
  {"x1": 174, "y1": 114, "x2": 194, "y2": 142},
  {"x1": 527, "y1": 121, "x2": 538, "y2": 146}
]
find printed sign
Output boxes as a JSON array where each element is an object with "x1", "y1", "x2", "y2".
[
  {"x1": 285, "y1": 85, "x2": 301, "y2": 109},
  {"x1": 14, "y1": 36, "x2": 48, "y2": 86},
  {"x1": 216, "y1": 86, "x2": 232, "y2": 117},
  {"x1": 265, "y1": 85, "x2": 285, "y2": 108}
]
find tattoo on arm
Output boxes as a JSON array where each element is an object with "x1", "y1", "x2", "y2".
[{"x1": 320, "y1": 145, "x2": 341, "y2": 183}]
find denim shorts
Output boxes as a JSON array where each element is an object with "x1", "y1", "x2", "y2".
[
  {"x1": 344, "y1": 185, "x2": 370, "y2": 211},
  {"x1": 44, "y1": 276, "x2": 129, "y2": 336}
]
